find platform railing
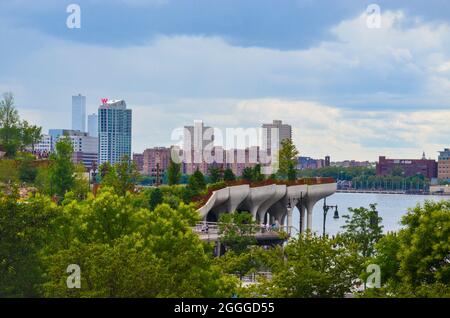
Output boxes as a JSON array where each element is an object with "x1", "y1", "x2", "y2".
[{"x1": 192, "y1": 221, "x2": 297, "y2": 240}]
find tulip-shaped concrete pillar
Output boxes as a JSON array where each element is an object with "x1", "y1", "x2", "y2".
[
  {"x1": 306, "y1": 201, "x2": 314, "y2": 231},
  {"x1": 297, "y1": 204, "x2": 306, "y2": 233},
  {"x1": 286, "y1": 207, "x2": 293, "y2": 235},
  {"x1": 305, "y1": 183, "x2": 338, "y2": 233}
]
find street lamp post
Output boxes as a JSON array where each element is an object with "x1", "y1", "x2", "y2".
[{"x1": 323, "y1": 197, "x2": 339, "y2": 237}]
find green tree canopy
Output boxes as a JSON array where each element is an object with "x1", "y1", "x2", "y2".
[
  {"x1": 208, "y1": 166, "x2": 222, "y2": 183},
  {"x1": 252, "y1": 164, "x2": 264, "y2": 182},
  {"x1": 147, "y1": 187, "x2": 163, "y2": 210},
  {"x1": 219, "y1": 212, "x2": 257, "y2": 254},
  {"x1": 41, "y1": 188, "x2": 237, "y2": 297},
  {"x1": 48, "y1": 138, "x2": 76, "y2": 199},
  {"x1": 277, "y1": 139, "x2": 299, "y2": 180},
  {"x1": 256, "y1": 234, "x2": 360, "y2": 297},
  {"x1": 362, "y1": 201, "x2": 450, "y2": 298},
  {"x1": 241, "y1": 167, "x2": 253, "y2": 182},
  {"x1": 100, "y1": 156, "x2": 139, "y2": 196},
  {"x1": 0, "y1": 92, "x2": 43, "y2": 157},
  {"x1": 223, "y1": 168, "x2": 236, "y2": 182},
  {"x1": 0, "y1": 92, "x2": 21, "y2": 157},
  {"x1": 398, "y1": 200, "x2": 450, "y2": 288},
  {"x1": 0, "y1": 189, "x2": 59, "y2": 297},
  {"x1": 167, "y1": 157, "x2": 181, "y2": 185},
  {"x1": 188, "y1": 169, "x2": 206, "y2": 193},
  {"x1": 341, "y1": 203, "x2": 383, "y2": 258}
]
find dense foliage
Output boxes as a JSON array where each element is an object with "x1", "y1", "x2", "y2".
[{"x1": 0, "y1": 93, "x2": 42, "y2": 158}]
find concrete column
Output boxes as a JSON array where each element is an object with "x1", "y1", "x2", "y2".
[
  {"x1": 299, "y1": 205, "x2": 306, "y2": 234},
  {"x1": 306, "y1": 202, "x2": 314, "y2": 232},
  {"x1": 287, "y1": 208, "x2": 293, "y2": 235}
]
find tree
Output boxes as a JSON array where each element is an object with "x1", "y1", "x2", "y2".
[
  {"x1": 219, "y1": 212, "x2": 257, "y2": 254},
  {"x1": 99, "y1": 162, "x2": 112, "y2": 179},
  {"x1": 41, "y1": 188, "x2": 237, "y2": 297},
  {"x1": 188, "y1": 169, "x2": 206, "y2": 193},
  {"x1": 287, "y1": 161, "x2": 297, "y2": 181},
  {"x1": 17, "y1": 152, "x2": 38, "y2": 183},
  {"x1": 100, "y1": 157, "x2": 139, "y2": 196},
  {"x1": 223, "y1": 168, "x2": 236, "y2": 182},
  {"x1": 0, "y1": 159, "x2": 19, "y2": 185},
  {"x1": 241, "y1": 167, "x2": 253, "y2": 182},
  {"x1": 215, "y1": 247, "x2": 266, "y2": 283},
  {"x1": 341, "y1": 203, "x2": 383, "y2": 258},
  {"x1": 397, "y1": 200, "x2": 450, "y2": 288},
  {"x1": 148, "y1": 187, "x2": 163, "y2": 210},
  {"x1": 361, "y1": 201, "x2": 450, "y2": 297},
  {"x1": 48, "y1": 138, "x2": 75, "y2": 198},
  {"x1": 0, "y1": 92, "x2": 21, "y2": 157},
  {"x1": 367, "y1": 232, "x2": 401, "y2": 286},
  {"x1": 277, "y1": 139, "x2": 299, "y2": 180},
  {"x1": 114, "y1": 156, "x2": 140, "y2": 195},
  {"x1": 21, "y1": 121, "x2": 42, "y2": 152},
  {"x1": 208, "y1": 166, "x2": 222, "y2": 183},
  {"x1": 252, "y1": 164, "x2": 264, "y2": 182},
  {"x1": 257, "y1": 234, "x2": 360, "y2": 297},
  {"x1": 167, "y1": 158, "x2": 181, "y2": 185},
  {"x1": 0, "y1": 189, "x2": 59, "y2": 297}
]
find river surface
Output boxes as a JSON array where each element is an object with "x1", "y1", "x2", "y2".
[{"x1": 291, "y1": 193, "x2": 449, "y2": 236}]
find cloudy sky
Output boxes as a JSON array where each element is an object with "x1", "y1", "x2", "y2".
[{"x1": 1, "y1": 0, "x2": 450, "y2": 161}]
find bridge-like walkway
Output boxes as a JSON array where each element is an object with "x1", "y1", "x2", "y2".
[{"x1": 196, "y1": 179, "x2": 337, "y2": 233}]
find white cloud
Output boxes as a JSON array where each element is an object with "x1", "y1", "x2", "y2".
[{"x1": 0, "y1": 9, "x2": 449, "y2": 160}]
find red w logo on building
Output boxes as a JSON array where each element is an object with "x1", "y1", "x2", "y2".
[{"x1": 101, "y1": 98, "x2": 109, "y2": 104}]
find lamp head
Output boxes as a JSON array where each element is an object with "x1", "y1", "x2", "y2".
[{"x1": 333, "y1": 207, "x2": 339, "y2": 219}]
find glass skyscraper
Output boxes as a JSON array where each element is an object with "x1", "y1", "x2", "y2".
[
  {"x1": 72, "y1": 94, "x2": 86, "y2": 132},
  {"x1": 98, "y1": 99, "x2": 132, "y2": 165},
  {"x1": 88, "y1": 113, "x2": 98, "y2": 137}
]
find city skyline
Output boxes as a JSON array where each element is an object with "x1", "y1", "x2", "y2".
[{"x1": 1, "y1": 1, "x2": 450, "y2": 161}]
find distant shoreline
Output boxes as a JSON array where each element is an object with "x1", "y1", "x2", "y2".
[{"x1": 336, "y1": 190, "x2": 450, "y2": 196}]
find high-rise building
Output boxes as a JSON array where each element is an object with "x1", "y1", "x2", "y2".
[
  {"x1": 132, "y1": 153, "x2": 144, "y2": 173},
  {"x1": 98, "y1": 99, "x2": 132, "y2": 165},
  {"x1": 72, "y1": 94, "x2": 86, "y2": 132},
  {"x1": 225, "y1": 146, "x2": 260, "y2": 177},
  {"x1": 143, "y1": 147, "x2": 172, "y2": 184},
  {"x1": 183, "y1": 120, "x2": 214, "y2": 173},
  {"x1": 88, "y1": 113, "x2": 98, "y2": 137},
  {"x1": 438, "y1": 148, "x2": 450, "y2": 181},
  {"x1": 261, "y1": 120, "x2": 292, "y2": 155},
  {"x1": 183, "y1": 120, "x2": 214, "y2": 153}
]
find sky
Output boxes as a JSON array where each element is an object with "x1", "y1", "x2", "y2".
[{"x1": 1, "y1": 0, "x2": 450, "y2": 161}]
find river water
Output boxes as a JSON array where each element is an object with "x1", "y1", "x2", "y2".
[{"x1": 291, "y1": 193, "x2": 449, "y2": 236}]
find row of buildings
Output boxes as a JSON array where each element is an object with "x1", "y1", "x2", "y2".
[
  {"x1": 375, "y1": 150, "x2": 450, "y2": 181},
  {"x1": 35, "y1": 96, "x2": 132, "y2": 170},
  {"x1": 296, "y1": 156, "x2": 372, "y2": 170},
  {"x1": 34, "y1": 95, "x2": 450, "y2": 184},
  {"x1": 297, "y1": 152, "x2": 450, "y2": 182},
  {"x1": 132, "y1": 120, "x2": 294, "y2": 184},
  {"x1": 36, "y1": 97, "x2": 296, "y2": 182}
]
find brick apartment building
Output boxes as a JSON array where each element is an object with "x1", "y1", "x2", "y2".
[
  {"x1": 438, "y1": 148, "x2": 450, "y2": 181},
  {"x1": 376, "y1": 155, "x2": 437, "y2": 179}
]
